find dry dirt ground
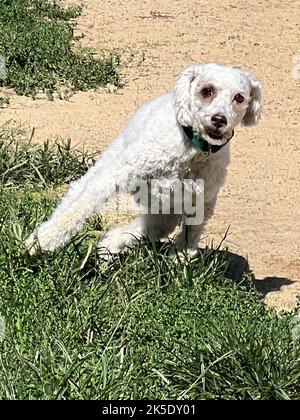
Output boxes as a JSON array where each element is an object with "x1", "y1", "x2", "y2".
[{"x1": 1, "y1": 0, "x2": 300, "y2": 310}]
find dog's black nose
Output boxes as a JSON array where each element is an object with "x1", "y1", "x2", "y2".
[{"x1": 211, "y1": 114, "x2": 227, "y2": 128}]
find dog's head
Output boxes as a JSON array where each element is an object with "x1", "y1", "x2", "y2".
[{"x1": 174, "y1": 63, "x2": 262, "y2": 145}]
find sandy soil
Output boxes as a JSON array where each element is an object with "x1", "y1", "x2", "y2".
[{"x1": 1, "y1": 0, "x2": 300, "y2": 310}]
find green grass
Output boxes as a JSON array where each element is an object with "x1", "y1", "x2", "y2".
[
  {"x1": 0, "y1": 0, "x2": 122, "y2": 98},
  {"x1": 0, "y1": 95, "x2": 9, "y2": 108},
  {"x1": 0, "y1": 125, "x2": 97, "y2": 187},
  {"x1": 0, "y1": 126, "x2": 300, "y2": 400}
]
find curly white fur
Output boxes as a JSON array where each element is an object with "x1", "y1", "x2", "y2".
[{"x1": 26, "y1": 63, "x2": 262, "y2": 257}]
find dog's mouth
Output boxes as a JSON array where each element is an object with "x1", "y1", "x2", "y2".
[
  {"x1": 207, "y1": 130, "x2": 224, "y2": 140},
  {"x1": 205, "y1": 129, "x2": 234, "y2": 145}
]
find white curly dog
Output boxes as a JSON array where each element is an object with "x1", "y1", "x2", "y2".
[{"x1": 26, "y1": 63, "x2": 262, "y2": 258}]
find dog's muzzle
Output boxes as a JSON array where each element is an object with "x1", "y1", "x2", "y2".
[{"x1": 182, "y1": 125, "x2": 234, "y2": 156}]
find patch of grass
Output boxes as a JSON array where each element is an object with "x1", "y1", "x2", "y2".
[
  {"x1": 0, "y1": 0, "x2": 122, "y2": 98},
  {"x1": 0, "y1": 127, "x2": 299, "y2": 400},
  {"x1": 0, "y1": 125, "x2": 97, "y2": 187},
  {"x1": 0, "y1": 95, "x2": 9, "y2": 108}
]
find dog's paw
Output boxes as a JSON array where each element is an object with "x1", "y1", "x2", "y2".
[
  {"x1": 24, "y1": 226, "x2": 63, "y2": 256},
  {"x1": 168, "y1": 245, "x2": 198, "y2": 262},
  {"x1": 97, "y1": 245, "x2": 122, "y2": 261},
  {"x1": 97, "y1": 233, "x2": 124, "y2": 261},
  {"x1": 24, "y1": 232, "x2": 40, "y2": 256}
]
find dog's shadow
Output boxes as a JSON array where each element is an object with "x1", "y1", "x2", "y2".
[
  {"x1": 78, "y1": 238, "x2": 295, "y2": 297},
  {"x1": 201, "y1": 247, "x2": 295, "y2": 296}
]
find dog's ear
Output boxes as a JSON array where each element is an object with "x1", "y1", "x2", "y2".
[
  {"x1": 242, "y1": 73, "x2": 262, "y2": 126},
  {"x1": 174, "y1": 65, "x2": 203, "y2": 127}
]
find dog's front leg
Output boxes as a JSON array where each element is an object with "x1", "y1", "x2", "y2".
[
  {"x1": 172, "y1": 196, "x2": 217, "y2": 259},
  {"x1": 182, "y1": 223, "x2": 203, "y2": 258},
  {"x1": 171, "y1": 222, "x2": 202, "y2": 259}
]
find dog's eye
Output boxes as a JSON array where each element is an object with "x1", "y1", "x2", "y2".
[
  {"x1": 234, "y1": 93, "x2": 245, "y2": 103},
  {"x1": 200, "y1": 87, "x2": 214, "y2": 98}
]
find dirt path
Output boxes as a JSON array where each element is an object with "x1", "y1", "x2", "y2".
[{"x1": 1, "y1": 0, "x2": 300, "y2": 310}]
